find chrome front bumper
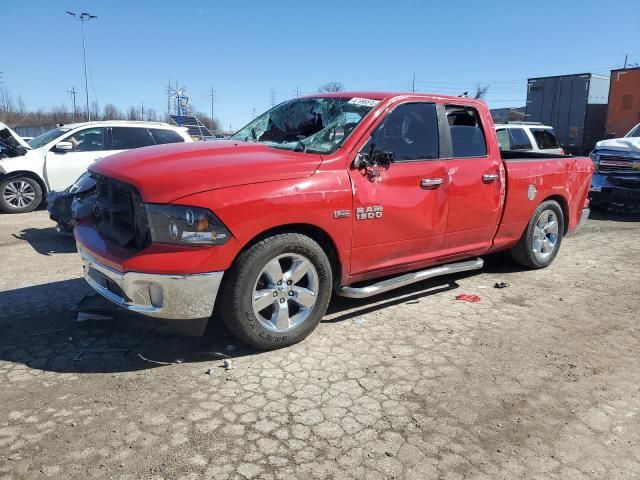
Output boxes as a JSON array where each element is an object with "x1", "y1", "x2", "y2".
[{"x1": 79, "y1": 248, "x2": 223, "y2": 320}]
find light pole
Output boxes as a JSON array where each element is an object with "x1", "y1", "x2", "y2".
[{"x1": 66, "y1": 11, "x2": 97, "y2": 121}]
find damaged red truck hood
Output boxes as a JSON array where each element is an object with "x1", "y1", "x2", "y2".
[{"x1": 89, "y1": 140, "x2": 322, "y2": 203}]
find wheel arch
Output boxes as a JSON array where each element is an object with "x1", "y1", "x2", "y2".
[
  {"x1": 1, "y1": 171, "x2": 48, "y2": 195},
  {"x1": 0, "y1": 171, "x2": 48, "y2": 208},
  {"x1": 235, "y1": 223, "x2": 343, "y2": 288},
  {"x1": 541, "y1": 194, "x2": 569, "y2": 236}
]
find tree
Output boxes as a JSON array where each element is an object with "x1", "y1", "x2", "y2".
[
  {"x1": 102, "y1": 103, "x2": 123, "y2": 120},
  {"x1": 474, "y1": 84, "x2": 490, "y2": 100},
  {"x1": 318, "y1": 81, "x2": 344, "y2": 93}
]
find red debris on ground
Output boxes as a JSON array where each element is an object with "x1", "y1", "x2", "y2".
[{"x1": 455, "y1": 294, "x2": 481, "y2": 303}]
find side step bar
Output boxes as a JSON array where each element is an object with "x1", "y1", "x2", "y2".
[{"x1": 337, "y1": 258, "x2": 484, "y2": 299}]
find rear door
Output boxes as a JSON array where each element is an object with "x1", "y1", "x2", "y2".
[
  {"x1": 109, "y1": 126, "x2": 156, "y2": 154},
  {"x1": 348, "y1": 102, "x2": 449, "y2": 274},
  {"x1": 441, "y1": 105, "x2": 504, "y2": 256}
]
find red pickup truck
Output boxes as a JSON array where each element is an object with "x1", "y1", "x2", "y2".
[{"x1": 75, "y1": 93, "x2": 593, "y2": 349}]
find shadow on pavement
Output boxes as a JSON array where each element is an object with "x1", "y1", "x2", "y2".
[
  {"x1": 0, "y1": 268, "x2": 489, "y2": 375},
  {"x1": 12, "y1": 227, "x2": 77, "y2": 255}
]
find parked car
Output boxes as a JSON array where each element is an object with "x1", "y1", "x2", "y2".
[
  {"x1": 495, "y1": 123, "x2": 564, "y2": 155},
  {"x1": 74, "y1": 92, "x2": 593, "y2": 350},
  {"x1": 589, "y1": 122, "x2": 640, "y2": 207},
  {"x1": 0, "y1": 121, "x2": 192, "y2": 213}
]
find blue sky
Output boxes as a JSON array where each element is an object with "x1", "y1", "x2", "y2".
[{"x1": 2, "y1": 0, "x2": 638, "y2": 130}]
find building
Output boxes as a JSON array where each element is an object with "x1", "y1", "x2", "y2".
[{"x1": 490, "y1": 107, "x2": 526, "y2": 124}]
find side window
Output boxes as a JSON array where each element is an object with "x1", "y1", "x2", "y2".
[
  {"x1": 531, "y1": 128, "x2": 560, "y2": 149},
  {"x1": 496, "y1": 129, "x2": 511, "y2": 150},
  {"x1": 149, "y1": 128, "x2": 185, "y2": 145},
  {"x1": 110, "y1": 127, "x2": 154, "y2": 150},
  {"x1": 445, "y1": 106, "x2": 487, "y2": 157},
  {"x1": 62, "y1": 128, "x2": 107, "y2": 152},
  {"x1": 509, "y1": 128, "x2": 533, "y2": 150},
  {"x1": 369, "y1": 103, "x2": 439, "y2": 161}
]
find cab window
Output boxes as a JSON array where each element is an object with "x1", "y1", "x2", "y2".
[
  {"x1": 496, "y1": 129, "x2": 511, "y2": 150},
  {"x1": 62, "y1": 128, "x2": 107, "y2": 152},
  {"x1": 369, "y1": 103, "x2": 439, "y2": 161},
  {"x1": 508, "y1": 128, "x2": 532, "y2": 150},
  {"x1": 446, "y1": 106, "x2": 487, "y2": 157}
]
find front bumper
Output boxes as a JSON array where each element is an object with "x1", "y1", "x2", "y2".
[
  {"x1": 79, "y1": 246, "x2": 224, "y2": 321},
  {"x1": 590, "y1": 172, "x2": 640, "y2": 206}
]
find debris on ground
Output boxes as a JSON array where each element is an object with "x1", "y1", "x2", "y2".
[
  {"x1": 477, "y1": 285, "x2": 488, "y2": 289},
  {"x1": 32, "y1": 328, "x2": 65, "y2": 336},
  {"x1": 494, "y1": 282, "x2": 509, "y2": 289},
  {"x1": 73, "y1": 348, "x2": 129, "y2": 361},
  {"x1": 77, "y1": 312, "x2": 113, "y2": 322},
  {"x1": 354, "y1": 318, "x2": 367, "y2": 326},
  {"x1": 455, "y1": 294, "x2": 481, "y2": 303},
  {"x1": 406, "y1": 300, "x2": 420, "y2": 304},
  {"x1": 137, "y1": 353, "x2": 176, "y2": 366},
  {"x1": 223, "y1": 359, "x2": 233, "y2": 370},
  {"x1": 205, "y1": 368, "x2": 213, "y2": 375}
]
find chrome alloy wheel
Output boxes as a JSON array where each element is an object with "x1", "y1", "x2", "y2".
[
  {"x1": 252, "y1": 253, "x2": 320, "y2": 333},
  {"x1": 3, "y1": 180, "x2": 36, "y2": 209},
  {"x1": 532, "y1": 209, "x2": 559, "y2": 262}
]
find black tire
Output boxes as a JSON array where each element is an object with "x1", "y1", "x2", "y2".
[
  {"x1": 0, "y1": 176, "x2": 43, "y2": 213},
  {"x1": 218, "y1": 233, "x2": 333, "y2": 350},
  {"x1": 511, "y1": 200, "x2": 564, "y2": 269}
]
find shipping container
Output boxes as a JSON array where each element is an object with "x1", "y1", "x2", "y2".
[
  {"x1": 606, "y1": 67, "x2": 640, "y2": 138},
  {"x1": 526, "y1": 73, "x2": 610, "y2": 154}
]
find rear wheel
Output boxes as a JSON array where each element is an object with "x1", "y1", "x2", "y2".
[
  {"x1": 511, "y1": 200, "x2": 564, "y2": 269},
  {"x1": 219, "y1": 233, "x2": 333, "y2": 350},
  {"x1": 0, "y1": 176, "x2": 43, "y2": 213}
]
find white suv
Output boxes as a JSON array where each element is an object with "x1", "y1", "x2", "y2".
[
  {"x1": 494, "y1": 123, "x2": 564, "y2": 155},
  {"x1": 0, "y1": 121, "x2": 192, "y2": 213}
]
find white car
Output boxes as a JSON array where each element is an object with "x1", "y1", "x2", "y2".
[
  {"x1": 0, "y1": 121, "x2": 192, "y2": 213},
  {"x1": 494, "y1": 122, "x2": 564, "y2": 155}
]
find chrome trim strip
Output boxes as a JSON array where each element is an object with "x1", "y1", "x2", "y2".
[
  {"x1": 78, "y1": 247, "x2": 223, "y2": 320},
  {"x1": 337, "y1": 258, "x2": 484, "y2": 299}
]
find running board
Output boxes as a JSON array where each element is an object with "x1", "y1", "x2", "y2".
[{"x1": 337, "y1": 258, "x2": 484, "y2": 299}]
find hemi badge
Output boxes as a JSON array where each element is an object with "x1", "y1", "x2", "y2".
[{"x1": 333, "y1": 209, "x2": 351, "y2": 219}]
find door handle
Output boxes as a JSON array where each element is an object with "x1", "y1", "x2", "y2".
[
  {"x1": 421, "y1": 178, "x2": 444, "y2": 189},
  {"x1": 482, "y1": 173, "x2": 499, "y2": 183}
]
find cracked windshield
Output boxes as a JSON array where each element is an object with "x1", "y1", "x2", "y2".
[{"x1": 231, "y1": 97, "x2": 378, "y2": 154}]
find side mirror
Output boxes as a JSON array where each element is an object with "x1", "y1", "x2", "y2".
[
  {"x1": 353, "y1": 151, "x2": 369, "y2": 169},
  {"x1": 54, "y1": 141, "x2": 73, "y2": 152}
]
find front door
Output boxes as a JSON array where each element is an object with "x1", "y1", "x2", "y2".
[
  {"x1": 348, "y1": 102, "x2": 449, "y2": 274},
  {"x1": 44, "y1": 127, "x2": 113, "y2": 191},
  {"x1": 441, "y1": 105, "x2": 503, "y2": 256}
]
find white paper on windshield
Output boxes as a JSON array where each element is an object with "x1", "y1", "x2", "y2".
[{"x1": 348, "y1": 98, "x2": 380, "y2": 107}]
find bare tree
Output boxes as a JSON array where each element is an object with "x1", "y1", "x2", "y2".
[
  {"x1": 127, "y1": 106, "x2": 140, "y2": 121},
  {"x1": 102, "y1": 103, "x2": 123, "y2": 120},
  {"x1": 474, "y1": 84, "x2": 490, "y2": 100},
  {"x1": 0, "y1": 87, "x2": 14, "y2": 114},
  {"x1": 318, "y1": 81, "x2": 344, "y2": 93}
]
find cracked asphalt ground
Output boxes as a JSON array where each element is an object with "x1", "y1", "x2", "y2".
[{"x1": 1, "y1": 210, "x2": 639, "y2": 480}]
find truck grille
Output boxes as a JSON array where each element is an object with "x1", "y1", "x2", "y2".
[
  {"x1": 92, "y1": 174, "x2": 150, "y2": 250},
  {"x1": 597, "y1": 155, "x2": 637, "y2": 173}
]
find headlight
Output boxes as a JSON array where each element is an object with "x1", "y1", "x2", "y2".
[
  {"x1": 589, "y1": 151, "x2": 600, "y2": 164},
  {"x1": 68, "y1": 171, "x2": 96, "y2": 194},
  {"x1": 145, "y1": 204, "x2": 231, "y2": 245}
]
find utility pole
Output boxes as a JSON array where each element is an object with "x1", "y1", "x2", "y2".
[
  {"x1": 296, "y1": 85, "x2": 300, "y2": 98},
  {"x1": 270, "y1": 88, "x2": 277, "y2": 107},
  {"x1": 624, "y1": 54, "x2": 628, "y2": 69},
  {"x1": 167, "y1": 80, "x2": 171, "y2": 118},
  {"x1": 141, "y1": 100, "x2": 144, "y2": 120},
  {"x1": 209, "y1": 87, "x2": 216, "y2": 126},
  {"x1": 412, "y1": 73, "x2": 416, "y2": 93},
  {"x1": 67, "y1": 86, "x2": 78, "y2": 122},
  {"x1": 66, "y1": 11, "x2": 97, "y2": 121}
]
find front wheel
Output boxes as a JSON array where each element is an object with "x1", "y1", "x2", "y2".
[
  {"x1": 219, "y1": 233, "x2": 333, "y2": 350},
  {"x1": 0, "y1": 176, "x2": 43, "y2": 213},
  {"x1": 511, "y1": 200, "x2": 564, "y2": 269}
]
